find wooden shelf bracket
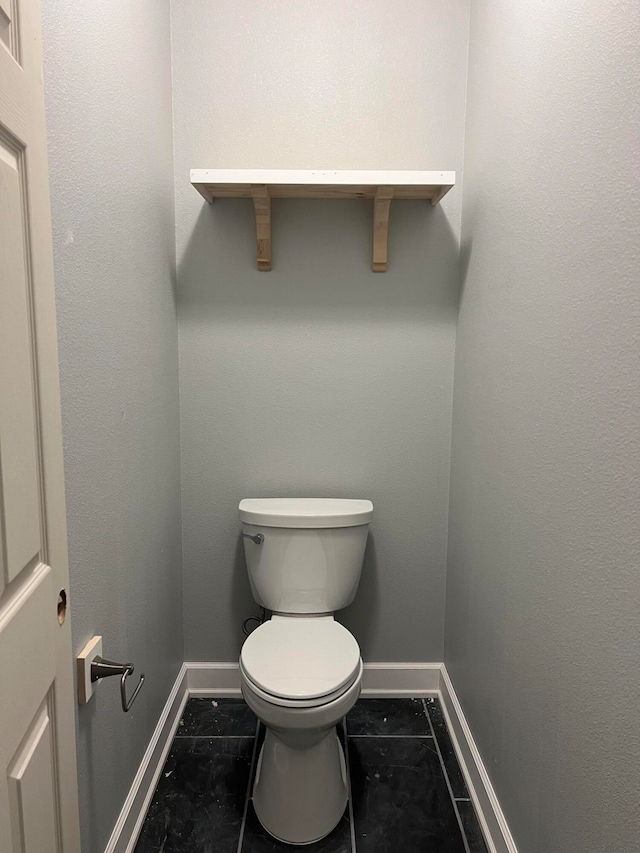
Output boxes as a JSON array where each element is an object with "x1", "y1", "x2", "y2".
[
  {"x1": 250, "y1": 185, "x2": 271, "y2": 271},
  {"x1": 372, "y1": 186, "x2": 394, "y2": 273},
  {"x1": 191, "y1": 170, "x2": 455, "y2": 272}
]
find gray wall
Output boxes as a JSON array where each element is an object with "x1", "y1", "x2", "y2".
[
  {"x1": 171, "y1": 0, "x2": 469, "y2": 662},
  {"x1": 445, "y1": 1, "x2": 640, "y2": 851},
  {"x1": 41, "y1": 2, "x2": 183, "y2": 851}
]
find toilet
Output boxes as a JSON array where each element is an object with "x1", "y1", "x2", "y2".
[{"x1": 238, "y1": 497, "x2": 373, "y2": 845}]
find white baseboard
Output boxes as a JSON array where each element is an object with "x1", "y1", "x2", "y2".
[
  {"x1": 104, "y1": 661, "x2": 516, "y2": 853},
  {"x1": 439, "y1": 664, "x2": 519, "y2": 853},
  {"x1": 361, "y1": 662, "x2": 441, "y2": 695},
  {"x1": 103, "y1": 663, "x2": 189, "y2": 853},
  {"x1": 185, "y1": 660, "x2": 442, "y2": 697},
  {"x1": 186, "y1": 660, "x2": 241, "y2": 695}
]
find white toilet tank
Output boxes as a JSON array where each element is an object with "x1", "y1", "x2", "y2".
[{"x1": 239, "y1": 498, "x2": 373, "y2": 614}]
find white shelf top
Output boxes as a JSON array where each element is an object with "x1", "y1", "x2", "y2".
[
  {"x1": 191, "y1": 169, "x2": 455, "y2": 202},
  {"x1": 191, "y1": 169, "x2": 455, "y2": 186}
]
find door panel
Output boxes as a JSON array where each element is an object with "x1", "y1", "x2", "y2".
[
  {"x1": 0, "y1": 0, "x2": 81, "y2": 848},
  {"x1": 8, "y1": 697, "x2": 59, "y2": 853},
  {"x1": 0, "y1": 565, "x2": 58, "y2": 852},
  {"x1": 0, "y1": 0, "x2": 18, "y2": 60},
  {"x1": 0, "y1": 137, "x2": 42, "y2": 588}
]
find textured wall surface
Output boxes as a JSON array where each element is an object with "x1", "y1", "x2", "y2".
[
  {"x1": 41, "y1": 2, "x2": 183, "y2": 851},
  {"x1": 171, "y1": 0, "x2": 469, "y2": 661},
  {"x1": 446, "y1": 1, "x2": 640, "y2": 851}
]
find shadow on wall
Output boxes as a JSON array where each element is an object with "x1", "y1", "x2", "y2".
[
  {"x1": 340, "y1": 533, "x2": 380, "y2": 653},
  {"x1": 77, "y1": 700, "x2": 100, "y2": 849},
  {"x1": 457, "y1": 236, "x2": 473, "y2": 303},
  {"x1": 230, "y1": 535, "x2": 251, "y2": 626},
  {"x1": 177, "y1": 196, "x2": 460, "y2": 661},
  {"x1": 178, "y1": 197, "x2": 459, "y2": 319}
]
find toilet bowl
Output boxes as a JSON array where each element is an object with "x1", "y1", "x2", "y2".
[
  {"x1": 238, "y1": 498, "x2": 372, "y2": 844},
  {"x1": 240, "y1": 615, "x2": 362, "y2": 844}
]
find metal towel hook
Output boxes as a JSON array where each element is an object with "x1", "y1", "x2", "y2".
[{"x1": 91, "y1": 657, "x2": 145, "y2": 713}]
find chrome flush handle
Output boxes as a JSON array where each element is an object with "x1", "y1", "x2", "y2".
[{"x1": 242, "y1": 532, "x2": 264, "y2": 544}]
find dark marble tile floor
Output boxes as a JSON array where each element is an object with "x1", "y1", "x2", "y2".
[
  {"x1": 424, "y1": 696, "x2": 470, "y2": 799},
  {"x1": 346, "y1": 697, "x2": 431, "y2": 736},
  {"x1": 178, "y1": 697, "x2": 258, "y2": 737},
  {"x1": 135, "y1": 696, "x2": 488, "y2": 853}
]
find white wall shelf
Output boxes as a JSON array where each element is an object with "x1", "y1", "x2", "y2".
[{"x1": 190, "y1": 169, "x2": 455, "y2": 272}]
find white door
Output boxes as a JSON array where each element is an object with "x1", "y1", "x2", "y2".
[{"x1": 0, "y1": 0, "x2": 81, "y2": 850}]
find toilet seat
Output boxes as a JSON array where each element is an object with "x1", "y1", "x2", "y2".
[
  {"x1": 240, "y1": 616, "x2": 361, "y2": 705},
  {"x1": 240, "y1": 658, "x2": 363, "y2": 709}
]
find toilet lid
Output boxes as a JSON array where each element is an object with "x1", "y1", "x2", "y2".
[
  {"x1": 240, "y1": 618, "x2": 361, "y2": 701},
  {"x1": 238, "y1": 498, "x2": 373, "y2": 528}
]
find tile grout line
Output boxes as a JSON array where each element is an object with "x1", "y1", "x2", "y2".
[
  {"x1": 236, "y1": 721, "x2": 261, "y2": 853},
  {"x1": 174, "y1": 734, "x2": 256, "y2": 739},
  {"x1": 342, "y1": 717, "x2": 358, "y2": 853},
  {"x1": 422, "y1": 699, "x2": 471, "y2": 853},
  {"x1": 348, "y1": 733, "x2": 434, "y2": 738}
]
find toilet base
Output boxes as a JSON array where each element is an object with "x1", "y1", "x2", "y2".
[{"x1": 253, "y1": 726, "x2": 348, "y2": 845}]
